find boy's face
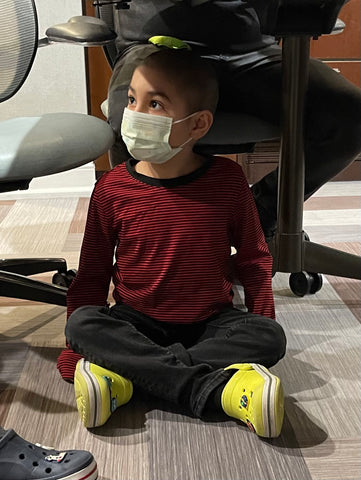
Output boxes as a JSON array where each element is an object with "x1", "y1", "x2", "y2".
[{"x1": 127, "y1": 65, "x2": 194, "y2": 148}]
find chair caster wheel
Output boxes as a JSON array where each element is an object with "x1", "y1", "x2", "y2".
[
  {"x1": 289, "y1": 271, "x2": 323, "y2": 297},
  {"x1": 52, "y1": 269, "x2": 77, "y2": 288}
]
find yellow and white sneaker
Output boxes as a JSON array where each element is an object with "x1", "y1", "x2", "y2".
[
  {"x1": 221, "y1": 363, "x2": 284, "y2": 438},
  {"x1": 74, "y1": 359, "x2": 133, "y2": 428}
]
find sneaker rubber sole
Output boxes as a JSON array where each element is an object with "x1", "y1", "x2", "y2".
[
  {"x1": 221, "y1": 363, "x2": 284, "y2": 438},
  {"x1": 74, "y1": 359, "x2": 133, "y2": 428},
  {"x1": 250, "y1": 363, "x2": 284, "y2": 438},
  {"x1": 75, "y1": 360, "x2": 104, "y2": 428}
]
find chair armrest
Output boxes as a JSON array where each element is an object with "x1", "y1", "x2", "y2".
[
  {"x1": 261, "y1": 0, "x2": 346, "y2": 37},
  {"x1": 331, "y1": 17, "x2": 346, "y2": 35},
  {"x1": 45, "y1": 16, "x2": 116, "y2": 46}
]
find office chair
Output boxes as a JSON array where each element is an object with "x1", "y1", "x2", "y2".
[
  {"x1": 86, "y1": 0, "x2": 360, "y2": 297},
  {"x1": 197, "y1": 0, "x2": 361, "y2": 295},
  {"x1": 248, "y1": 0, "x2": 360, "y2": 295},
  {"x1": 0, "y1": 0, "x2": 115, "y2": 306}
]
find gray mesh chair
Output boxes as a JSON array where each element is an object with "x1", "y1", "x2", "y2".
[
  {"x1": 88, "y1": 0, "x2": 361, "y2": 296},
  {"x1": 0, "y1": 0, "x2": 115, "y2": 305}
]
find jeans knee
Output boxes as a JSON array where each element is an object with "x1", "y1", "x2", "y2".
[
  {"x1": 65, "y1": 305, "x2": 104, "y2": 342},
  {"x1": 64, "y1": 311, "x2": 78, "y2": 342},
  {"x1": 271, "y1": 320, "x2": 287, "y2": 362}
]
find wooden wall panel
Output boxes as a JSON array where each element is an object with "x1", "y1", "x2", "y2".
[
  {"x1": 310, "y1": 0, "x2": 361, "y2": 59},
  {"x1": 84, "y1": 2, "x2": 112, "y2": 172}
]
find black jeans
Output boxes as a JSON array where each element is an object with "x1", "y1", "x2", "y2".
[
  {"x1": 107, "y1": 44, "x2": 361, "y2": 234},
  {"x1": 65, "y1": 304, "x2": 286, "y2": 417}
]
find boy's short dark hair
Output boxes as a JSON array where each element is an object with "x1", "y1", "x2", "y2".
[{"x1": 140, "y1": 48, "x2": 219, "y2": 114}]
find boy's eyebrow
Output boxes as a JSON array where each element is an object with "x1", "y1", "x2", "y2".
[{"x1": 128, "y1": 85, "x2": 171, "y2": 103}]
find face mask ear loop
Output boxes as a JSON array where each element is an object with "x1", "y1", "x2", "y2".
[
  {"x1": 172, "y1": 111, "x2": 199, "y2": 125},
  {"x1": 178, "y1": 136, "x2": 193, "y2": 149},
  {"x1": 172, "y1": 112, "x2": 199, "y2": 149}
]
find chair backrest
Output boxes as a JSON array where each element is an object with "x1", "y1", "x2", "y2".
[
  {"x1": 94, "y1": 3, "x2": 118, "y2": 67},
  {"x1": 0, "y1": 0, "x2": 38, "y2": 103},
  {"x1": 0, "y1": 1, "x2": 115, "y2": 192}
]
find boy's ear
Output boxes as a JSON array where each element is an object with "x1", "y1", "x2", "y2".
[{"x1": 191, "y1": 110, "x2": 214, "y2": 140}]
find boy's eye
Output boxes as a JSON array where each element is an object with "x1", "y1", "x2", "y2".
[{"x1": 150, "y1": 100, "x2": 162, "y2": 109}]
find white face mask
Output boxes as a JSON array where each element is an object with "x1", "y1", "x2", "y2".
[{"x1": 121, "y1": 107, "x2": 197, "y2": 164}]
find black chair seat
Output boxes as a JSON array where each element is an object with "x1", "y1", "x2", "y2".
[{"x1": 197, "y1": 112, "x2": 280, "y2": 155}]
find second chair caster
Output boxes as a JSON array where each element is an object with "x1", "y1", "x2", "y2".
[
  {"x1": 289, "y1": 271, "x2": 323, "y2": 297},
  {"x1": 52, "y1": 268, "x2": 77, "y2": 288}
]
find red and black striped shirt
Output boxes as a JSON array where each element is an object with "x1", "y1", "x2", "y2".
[{"x1": 67, "y1": 156, "x2": 275, "y2": 322}]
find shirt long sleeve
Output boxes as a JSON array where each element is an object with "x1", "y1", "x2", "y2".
[
  {"x1": 230, "y1": 166, "x2": 275, "y2": 320},
  {"x1": 66, "y1": 176, "x2": 118, "y2": 318}
]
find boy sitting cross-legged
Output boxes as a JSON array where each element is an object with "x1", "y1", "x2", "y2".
[{"x1": 58, "y1": 47, "x2": 286, "y2": 438}]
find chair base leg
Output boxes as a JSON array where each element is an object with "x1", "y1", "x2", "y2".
[
  {"x1": 304, "y1": 241, "x2": 361, "y2": 279},
  {"x1": 0, "y1": 258, "x2": 67, "y2": 275},
  {"x1": 0, "y1": 271, "x2": 67, "y2": 306},
  {"x1": 270, "y1": 236, "x2": 361, "y2": 280}
]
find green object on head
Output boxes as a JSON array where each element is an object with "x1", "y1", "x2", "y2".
[{"x1": 148, "y1": 36, "x2": 191, "y2": 50}]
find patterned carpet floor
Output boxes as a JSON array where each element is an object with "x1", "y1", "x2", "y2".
[{"x1": 0, "y1": 181, "x2": 360, "y2": 480}]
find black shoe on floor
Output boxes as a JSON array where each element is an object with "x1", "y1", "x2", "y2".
[{"x1": 0, "y1": 428, "x2": 98, "y2": 480}]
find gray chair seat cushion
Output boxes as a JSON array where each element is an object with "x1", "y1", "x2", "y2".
[{"x1": 0, "y1": 112, "x2": 115, "y2": 181}]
